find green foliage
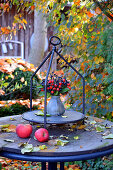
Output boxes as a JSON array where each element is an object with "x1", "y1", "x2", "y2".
[
  {"x1": 64, "y1": 18, "x2": 113, "y2": 120},
  {"x1": 0, "y1": 103, "x2": 29, "y2": 117},
  {"x1": 0, "y1": 162, "x2": 1, "y2": 170},
  {"x1": 0, "y1": 103, "x2": 39, "y2": 117},
  {"x1": 0, "y1": 67, "x2": 40, "y2": 100},
  {"x1": 69, "y1": 156, "x2": 113, "y2": 170}
]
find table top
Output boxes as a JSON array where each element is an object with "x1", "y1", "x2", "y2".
[{"x1": 0, "y1": 114, "x2": 113, "y2": 162}]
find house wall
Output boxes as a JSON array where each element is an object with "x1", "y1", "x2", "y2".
[
  {"x1": 0, "y1": 6, "x2": 57, "y2": 71},
  {"x1": 0, "y1": 6, "x2": 34, "y2": 60}
]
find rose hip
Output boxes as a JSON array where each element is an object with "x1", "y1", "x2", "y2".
[
  {"x1": 51, "y1": 91, "x2": 54, "y2": 94},
  {"x1": 49, "y1": 86, "x2": 52, "y2": 89}
]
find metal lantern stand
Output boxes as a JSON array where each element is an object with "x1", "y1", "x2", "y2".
[{"x1": 22, "y1": 36, "x2": 85, "y2": 128}]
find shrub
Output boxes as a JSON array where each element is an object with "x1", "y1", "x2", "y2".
[
  {"x1": 0, "y1": 102, "x2": 39, "y2": 117},
  {"x1": 0, "y1": 59, "x2": 40, "y2": 100}
]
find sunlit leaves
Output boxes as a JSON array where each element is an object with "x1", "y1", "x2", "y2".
[{"x1": 103, "y1": 134, "x2": 113, "y2": 139}]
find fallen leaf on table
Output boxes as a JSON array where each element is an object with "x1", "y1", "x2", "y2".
[
  {"x1": 103, "y1": 134, "x2": 113, "y2": 139},
  {"x1": 61, "y1": 116, "x2": 68, "y2": 118},
  {"x1": 71, "y1": 124, "x2": 77, "y2": 129},
  {"x1": 4, "y1": 139, "x2": 15, "y2": 142},
  {"x1": 77, "y1": 125, "x2": 86, "y2": 130},
  {"x1": 90, "y1": 121, "x2": 96, "y2": 125},
  {"x1": 93, "y1": 117, "x2": 104, "y2": 123},
  {"x1": 56, "y1": 139, "x2": 69, "y2": 146},
  {"x1": 74, "y1": 136, "x2": 79, "y2": 140},
  {"x1": 60, "y1": 134, "x2": 68, "y2": 139},
  {"x1": 103, "y1": 131, "x2": 110, "y2": 136},
  {"x1": 10, "y1": 118, "x2": 16, "y2": 121},
  {"x1": 0, "y1": 124, "x2": 10, "y2": 128},
  {"x1": 105, "y1": 125, "x2": 111, "y2": 129},
  {"x1": 48, "y1": 139, "x2": 69, "y2": 146},
  {"x1": 21, "y1": 144, "x2": 33, "y2": 154},
  {"x1": 96, "y1": 125, "x2": 105, "y2": 132},
  {"x1": 1, "y1": 124, "x2": 16, "y2": 133},
  {"x1": 8, "y1": 124, "x2": 16, "y2": 132},
  {"x1": 39, "y1": 145, "x2": 47, "y2": 150},
  {"x1": 18, "y1": 142, "x2": 27, "y2": 147},
  {"x1": 48, "y1": 139, "x2": 58, "y2": 146},
  {"x1": 34, "y1": 111, "x2": 51, "y2": 117}
]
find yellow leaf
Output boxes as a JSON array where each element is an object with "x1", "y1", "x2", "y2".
[
  {"x1": 91, "y1": 73, "x2": 96, "y2": 80},
  {"x1": 71, "y1": 124, "x2": 77, "y2": 129},
  {"x1": 74, "y1": 0, "x2": 80, "y2": 5},
  {"x1": 94, "y1": 56, "x2": 104, "y2": 64},
  {"x1": 8, "y1": 124, "x2": 16, "y2": 132},
  {"x1": 112, "y1": 111, "x2": 113, "y2": 117},
  {"x1": 22, "y1": 19, "x2": 27, "y2": 24},
  {"x1": 95, "y1": 7, "x2": 101, "y2": 14},
  {"x1": 39, "y1": 145, "x2": 47, "y2": 150},
  {"x1": 77, "y1": 125, "x2": 86, "y2": 130}
]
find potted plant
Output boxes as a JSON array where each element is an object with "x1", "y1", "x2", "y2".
[{"x1": 38, "y1": 73, "x2": 71, "y2": 116}]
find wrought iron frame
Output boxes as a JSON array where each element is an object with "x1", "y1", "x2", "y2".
[{"x1": 30, "y1": 36, "x2": 85, "y2": 128}]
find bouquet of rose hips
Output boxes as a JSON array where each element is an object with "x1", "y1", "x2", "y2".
[{"x1": 38, "y1": 73, "x2": 71, "y2": 96}]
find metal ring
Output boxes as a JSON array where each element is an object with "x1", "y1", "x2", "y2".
[{"x1": 49, "y1": 36, "x2": 61, "y2": 46}]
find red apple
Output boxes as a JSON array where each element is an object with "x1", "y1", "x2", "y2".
[
  {"x1": 35, "y1": 128, "x2": 49, "y2": 142},
  {"x1": 16, "y1": 124, "x2": 32, "y2": 138}
]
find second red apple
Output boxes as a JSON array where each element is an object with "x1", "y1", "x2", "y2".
[{"x1": 35, "y1": 128, "x2": 49, "y2": 142}]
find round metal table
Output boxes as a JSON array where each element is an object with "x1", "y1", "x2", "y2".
[{"x1": 0, "y1": 115, "x2": 113, "y2": 170}]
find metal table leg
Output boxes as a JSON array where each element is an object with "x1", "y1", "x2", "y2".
[
  {"x1": 48, "y1": 162, "x2": 57, "y2": 170},
  {"x1": 41, "y1": 162, "x2": 46, "y2": 170},
  {"x1": 60, "y1": 162, "x2": 64, "y2": 170}
]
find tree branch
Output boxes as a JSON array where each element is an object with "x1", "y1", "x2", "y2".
[{"x1": 93, "y1": 0, "x2": 113, "y2": 21}]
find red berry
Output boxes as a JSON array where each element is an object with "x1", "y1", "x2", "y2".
[
  {"x1": 57, "y1": 88, "x2": 59, "y2": 91},
  {"x1": 59, "y1": 82, "x2": 62, "y2": 85},
  {"x1": 59, "y1": 85, "x2": 61, "y2": 88},
  {"x1": 41, "y1": 88, "x2": 44, "y2": 91},
  {"x1": 63, "y1": 79, "x2": 65, "y2": 82},
  {"x1": 51, "y1": 91, "x2": 54, "y2": 94},
  {"x1": 47, "y1": 87, "x2": 50, "y2": 90},
  {"x1": 53, "y1": 87, "x2": 56, "y2": 91},
  {"x1": 67, "y1": 82, "x2": 71, "y2": 85},
  {"x1": 54, "y1": 84, "x2": 57, "y2": 87},
  {"x1": 51, "y1": 83, "x2": 54, "y2": 86},
  {"x1": 49, "y1": 86, "x2": 52, "y2": 89},
  {"x1": 68, "y1": 86, "x2": 71, "y2": 90},
  {"x1": 48, "y1": 80, "x2": 52, "y2": 84},
  {"x1": 51, "y1": 79, "x2": 54, "y2": 83}
]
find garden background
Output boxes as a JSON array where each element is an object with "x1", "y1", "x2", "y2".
[{"x1": 0, "y1": 0, "x2": 113, "y2": 169}]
